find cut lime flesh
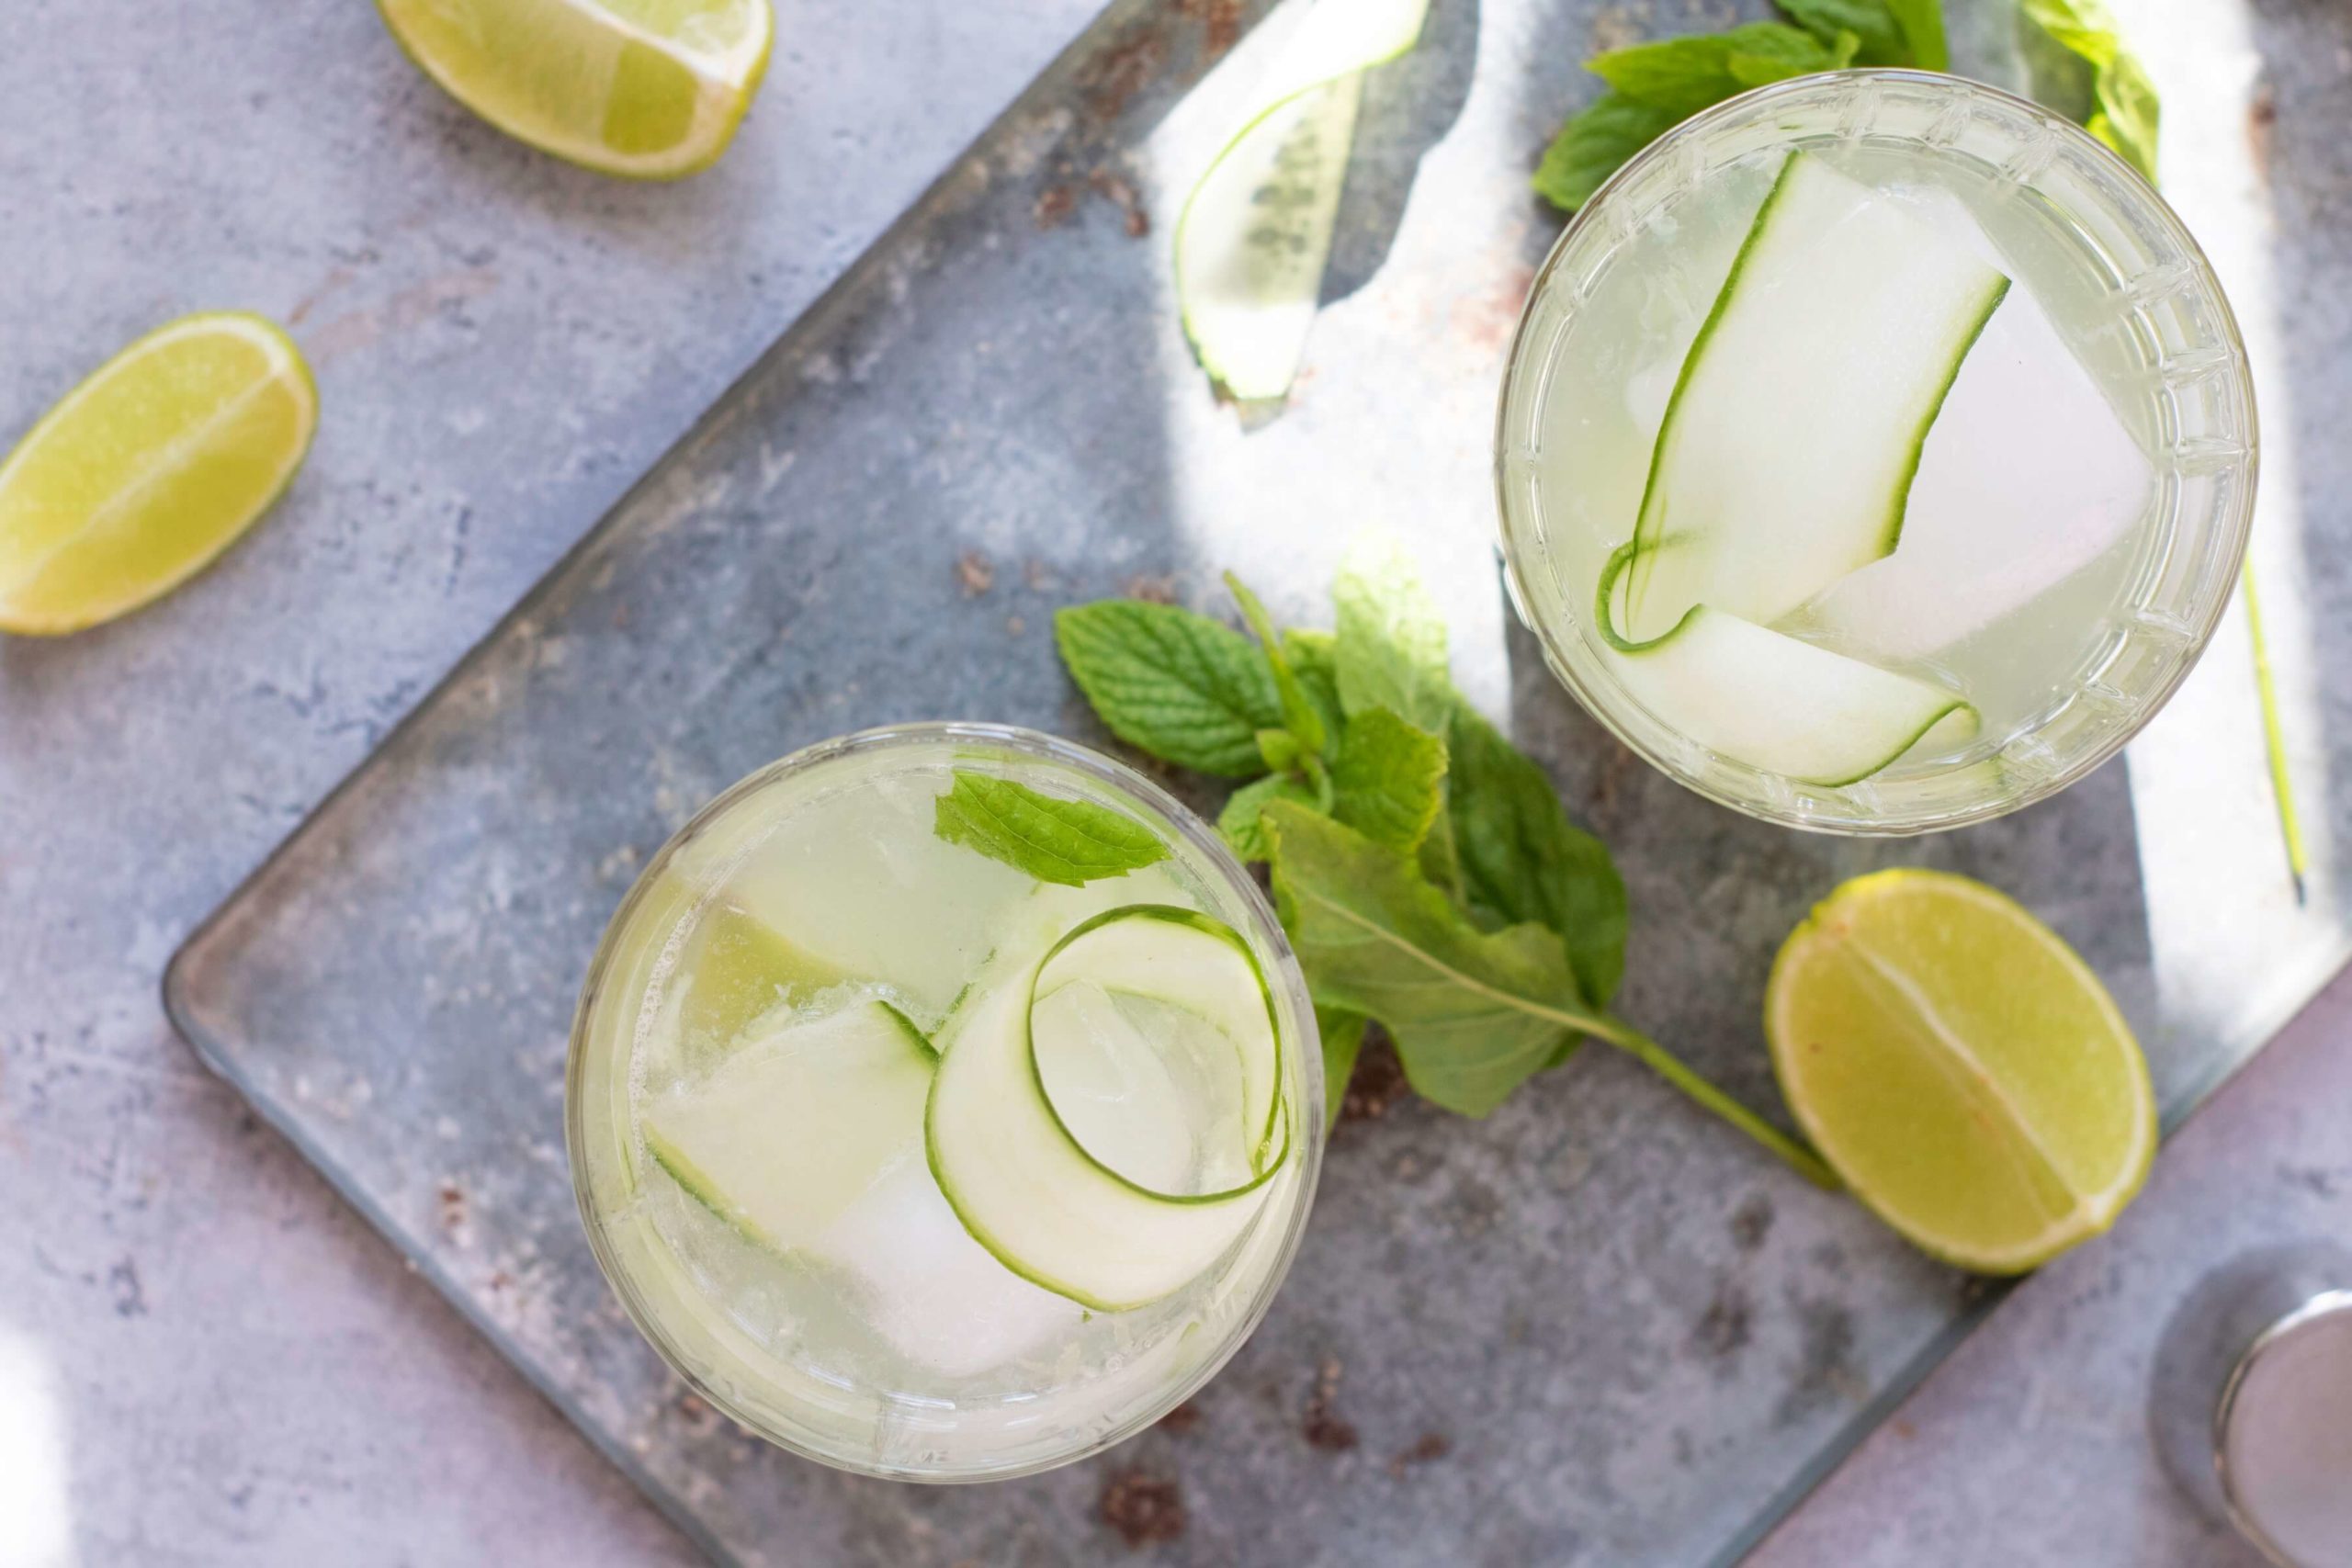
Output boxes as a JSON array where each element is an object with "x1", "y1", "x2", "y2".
[
  {"x1": 377, "y1": 0, "x2": 772, "y2": 179},
  {"x1": 1766, "y1": 870, "x2": 2154, "y2": 1273},
  {"x1": 0, "y1": 312, "x2": 315, "y2": 636}
]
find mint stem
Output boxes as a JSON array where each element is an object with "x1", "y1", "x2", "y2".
[
  {"x1": 2242, "y1": 558, "x2": 2308, "y2": 901},
  {"x1": 1590, "y1": 1013, "x2": 1842, "y2": 1190}
]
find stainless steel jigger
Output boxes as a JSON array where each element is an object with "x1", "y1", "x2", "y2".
[{"x1": 2150, "y1": 1244, "x2": 2352, "y2": 1567}]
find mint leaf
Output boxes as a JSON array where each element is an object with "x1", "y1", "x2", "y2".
[
  {"x1": 1264, "y1": 802, "x2": 1835, "y2": 1183},
  {"x1": 1283, "y1": 628, "x2": 1346, "y2": 756},
  {"x1": 1448, "y1": 706, "x2": 1629, "y2": 1008},
  {"x1": 2019, "y1": 0, "x2": 2157, "y2": 181},
  {"x1": 1262, "y1": 802, "x2": 1592, "y2": 1117},
  {"x1": 1226, "y1": 573, "x2": 1330, "y2": 759},
  {"x1": 1217, "y1": 772, "x2": 1318, "y2": 863},
  {"x1": 1055, "y1": 601, "x2": 1283, "y2": 777},
  {"x1": 1885, "y1": 0, "x2": 1948, "y2": 71},
  {"x1": 1332, "y1": 537, "x2": 1453, "y2": 732},
  {"x1": 1589, "y1": 22, "x2": 1843, "y2": 117},
  {"x1": 1533, "y1": 93, "x2": 1683, "y2": 214},
  {"x1": 1330, "y1": 707, "x2": 1447, "y2": 853},
  {"x1": 1726, "y1": 20, "x2": 1858, "y2": 85},
  {"x1": 1258, "y1": 728, "x2": 1305, "y2": 773},
  {"x1": 1776, "y1": 0, "x2": 1908, "y2": 64},
  {"x1": 934, "y1": 772, "x2": 1169, "y2": 886},
  {"x1": 1317, "y1": 1007, "x2": 1366, "y2": 1135}
]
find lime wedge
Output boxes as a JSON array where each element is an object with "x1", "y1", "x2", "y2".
[
  {"x1": 673, "y1": 897, "x2": 854, "y2": 1057},
  {"x1": 1766, "y1": 869, "x2": 2154, "y2": 1273},
  {"x1": 378, "y1": 0, "x2": 773, "y2": 180},
  {"x1": 0, "y1": 312, "x2": 316, "y2": 637}
]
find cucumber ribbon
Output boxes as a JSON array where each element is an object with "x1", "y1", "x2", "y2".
[{"x1": 1174, "y1": 0, "x2": 1432, "y2": 403}]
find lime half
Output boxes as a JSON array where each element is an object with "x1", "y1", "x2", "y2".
[
  {"x1": 0, "y1": 312, "x2": 316, "y2": 637},
  {"x1": 379, "y1": 0, "x2": 773, "y2": 179},
  {"x1": 1766, "y1": 869, "x2": 2154, "y2": 1273}
]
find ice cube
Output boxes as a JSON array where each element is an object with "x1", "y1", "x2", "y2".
[
  {"x1": 719, "y1": 775, "x2": 1032, "y2": 1019},
  {"x1": 806, "y1": 1155, "x2": 1086, "y2": 1381},
  {"x1": 1032, "y1": 980, "x2": 1252, "y2": 1194},
  {"x1": 1795, "y1": 190, "x2": 2154, "y2": 661}
]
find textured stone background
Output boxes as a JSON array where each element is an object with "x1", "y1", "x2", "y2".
[{"x1": 3, "y1": 0, "x2": 2347, "y2": 1564}]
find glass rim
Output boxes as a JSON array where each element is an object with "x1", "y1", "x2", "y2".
[
  {"x1": 563, "y1": 720, "x2": 1325, "y2": 1483},
  {"x1": 1493, "y1": 67, "x2": 2260, "y2": 837}
]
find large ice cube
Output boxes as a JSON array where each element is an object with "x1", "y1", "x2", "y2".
[
  {"x1": 717, "y1": 773, "x2": 1032, "y2": 1020},
  {"x1": 1795, "y1": 188, "x2": 2154, "y2": 660},
  {"x1": 806, "y1": 1155, "x2": 1086, "y2": 1382},
  {"x1": 1031, "y1": 979, "x2": 1253, "y2": 1195}
]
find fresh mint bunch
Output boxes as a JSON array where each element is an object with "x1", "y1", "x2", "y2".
[
  {"x1": 1054, "y1": 545, "x2": 1834, "y2": 1186},
  {"x1": 1533, "y1": 0, "x2": 1950, "y2": 213},
  {"x1": 1533, "y1": 0, "x2": 2164, "y2": 214}
]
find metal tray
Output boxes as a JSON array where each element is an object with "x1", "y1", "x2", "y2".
[{"x1": 165, "y1": 0, "x2": 2349, "y2": 1561}]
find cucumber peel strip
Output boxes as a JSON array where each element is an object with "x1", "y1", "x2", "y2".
[
  {"x1": 1597, "y1": 544, "x2": 1980, "y2": 787},
  {"x1": 926, "y1": 904, "x2": 1293, "y2": 1312},
  {"x1": 1031, "y1": 905, "x2": 1287, "y2": 1187},
  {"x1": 1173, "y1": 0, "x2": 1431, "y2": 403},
  {"x1": 1594, "y1": 152, "x2": 2005, "y2": 787},
  {"x1": 1617, "y1": 152, "x2": 2011, "y2": 644}
]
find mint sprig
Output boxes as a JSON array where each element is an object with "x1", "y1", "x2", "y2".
[
  {"x1": 1586, "y1": 22, "x2": 1860, "y2": 119},
  {"x1": 1532, "y1": 0, "x2": 1950, "y2": 214},
  {"x1": 1050, "y1": 547, "x2": 1835, "y2": 1189},
  {"x1": 933, "y1": 771, "x2": 1169, "y2": 886}
]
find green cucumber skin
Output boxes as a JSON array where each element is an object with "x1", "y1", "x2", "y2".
[
  {"x1": 1622, "y1": 152, "x2": 1804, "y2": 620},
  {"x1": 1172, "y1": 0, "x2": 1432, "y2": 399},
  {"x1": 1029, "y1": 903, "x2": 1288, "y2": 1177},
  {"x1": 876, "y1": 998, "x2": 937, "y2": 1059},
  {"x1": 922, "y1": 902, "x2": 1295, "y2": 1314},
  {"x1": 1614, "y1": 152, "x2": 2013, "y2": 642},
  {"x1": 644, "y1": 1126, "x2": 778, "y2": 1252},
  {"x1": 1591, "y1": 151, "x2": 2005, "y2": 789},
  {"x1": 1881, "y1": 273, "x2": 2010, "y2": 557}
]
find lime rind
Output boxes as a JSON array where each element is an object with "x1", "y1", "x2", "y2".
[
  {"x1": 376, "y1": 0, "x2": 774, "y2": 180},
  {"x1": 0, "y1": 311, "x2": 317, "y2": 636},
  {"x1": 1766, "y1": 869, "x2": 2154, "y2": 1273}
]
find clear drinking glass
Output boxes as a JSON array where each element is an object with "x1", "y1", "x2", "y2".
[
  {"x1": 566, "y1": 724, "x2": 1323, "y2": 1481},
  {"x1": 1495, "y1": 71, "x2": 2257, "y2": 834}
]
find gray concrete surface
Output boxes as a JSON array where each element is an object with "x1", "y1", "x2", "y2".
[{"x1": 2, "y1": 0, "x2": 2347, "y2": 1565}]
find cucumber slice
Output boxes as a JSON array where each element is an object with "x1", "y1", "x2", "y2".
[
  {"x1": 1613, "y1": 152, "x2": 2011, "y2": 645},
  {"x1": 1173, "y1": 0, "x2": 1430, "y2": 403},
  {"x1": 1599, "y1": 545, "x2": 1976, "y2": 786},
  {"x1": 1033, "y1": 907, "x2": 1283, "y2": 1170},
  {"x1": 1031, "y1": 980, "x2": 1256, "y2": 1193},
  {"x1": 926, "y1": 906, "x2": 1290, "y2": 1312},
  {"x1": 641, "y1": 998, "x2": 933, "y2": 1250},
  {"x1": 1792, "y1": 188, "x2": 2152, "y2": 660}
]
